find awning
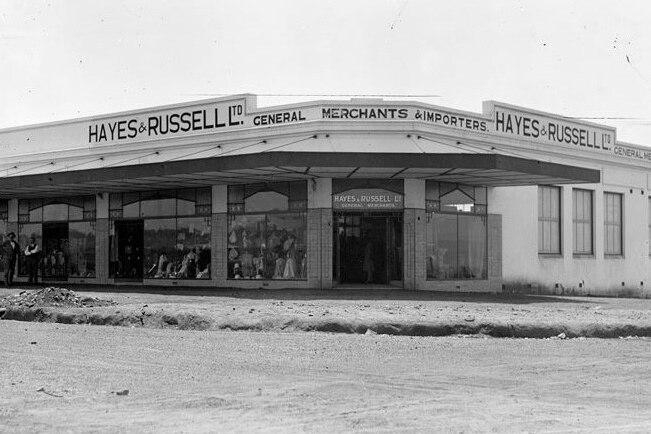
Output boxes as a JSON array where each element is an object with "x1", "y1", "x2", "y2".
[{"x1": 0, "y1": 151, "x2": 600, "y2": 198}]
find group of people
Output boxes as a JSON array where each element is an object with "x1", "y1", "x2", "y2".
[{"x1": 1, "y1": 232, "x2": 41, "y2": 286}]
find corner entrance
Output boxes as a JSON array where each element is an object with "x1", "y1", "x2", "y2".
[{"x1": 333, "y1": 212, "x2": 403, "y2": 287}]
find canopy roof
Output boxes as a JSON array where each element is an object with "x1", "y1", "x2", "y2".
[{"x1": 0, "y1": 151, "x2": 600, "y2": 199}]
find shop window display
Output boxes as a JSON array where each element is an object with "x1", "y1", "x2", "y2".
[
  {"x1": 227, "y1": 182, "x2": 307, "y2": 280},
  {"x1": 426, "y1": 181, "x2": 487, "y2": 280},
  {"x1": 110, "y1": 188, "x2": 211, "y2": 280},
  {"x1": 68, "y1": 222, "x2": 96, "y2": 278}
]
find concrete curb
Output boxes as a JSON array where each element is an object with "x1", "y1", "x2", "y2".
[{"x1": 2, "y1": 306, "x2": 651, "y2": 339}]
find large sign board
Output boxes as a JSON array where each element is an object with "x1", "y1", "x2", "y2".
[
  {"x1": 84, "y1": 98, "x2": 491, "y2": 146},
  {"x1": 3, "y1": 94, "x2": 650, "y2": 165},
  {"x1": 332, "y1": 189, "x2": 404, "y2": 211},
  {"x1": 88, "y1": 98, "x2": 247, "y2": 144},
  {"x1": 486, "y1": 102, "x2": 616, "y2": 154}
]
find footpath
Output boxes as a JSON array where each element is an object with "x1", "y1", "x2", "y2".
[{"x1": 1, "y1": 285, "x2": 651, "y2": 338}]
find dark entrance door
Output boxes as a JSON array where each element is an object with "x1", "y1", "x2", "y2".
[
  {"x1": 42, "y1": 222, "x2": 69, "y2": 281},
  {"x1": 112, "y1": 220, "x2": 144, "y2": 279},
  {"x1": 333, "y1": 212, "x2": 403, "y2": 286}
]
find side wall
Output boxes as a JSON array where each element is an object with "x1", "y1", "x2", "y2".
[{"x1": 493, "y1": 167, "x2": 651, "y2": 296}]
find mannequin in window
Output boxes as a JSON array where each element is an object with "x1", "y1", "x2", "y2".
[{"x1": 283, "y1": 236, "x2": 296, "y2": 279}]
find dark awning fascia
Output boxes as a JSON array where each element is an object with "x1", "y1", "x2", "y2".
[{"x1": 0, "y1": 151, "x2": 600, "y2": 193}]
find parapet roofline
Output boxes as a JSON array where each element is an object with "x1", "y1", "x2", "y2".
[{"x1": 0, "y1": 94, "x2": 615, "y2": 133}]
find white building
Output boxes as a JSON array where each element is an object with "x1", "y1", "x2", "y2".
[{"x1": 0, "y1": 94, "x2": 648, "y2": 296}]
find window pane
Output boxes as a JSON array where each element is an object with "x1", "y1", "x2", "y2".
[
  {"x1": 458, "y1": 215, "x2": 487, "y2": 279},
  {"x1": 550, "y1": 220, "x2": 560, "y2": 252},
  {"x1": 196, "y1": 188, "x2": 212, "y2": 206},
  {"x1": 123, "y1": 193, "x2": 140, "y2": 218},
  {"x1": 141, "y1": 198, "x2": 177, "y2": 217},
  {"x1": 176, "y1": 217, "x2": 211, "y2": 279},
  {"x1": 143, "y1": 219, "x2": 177, "y2": 278},
  {"x1": 539, "y1": 186, "x2": 560, "y2": 254},
  {"x1": 474, "y1": 187, "x2": 487, "y2": 205},
  {"x1": 43, "y1": 203, "x2": 68, "y2": 221},
  {"x1": 604, "y1": 193, "x2": 622, "y2": 255},
  {"x1": 109, "y1": 193, "x2": 122, "y2": 211},
  {"x1": 426, "y1": 213, "x2": 457, "y2": 279},
  {"x1": 550, "y1": 188, "x2": 560, "y2": 217},
  {"x1": 68, "y1": 222, "x2": 96, "y2": 278},
  {"x1": 440, "y1": 189, "x2": 474, "y2": 213},
  {"x1": 176, "y1": 189, "x2": 196, "y2": 216},
  {"x1": 573, "y1": 189, "x2": 592, "y2": 254},
  {"x1": 584, "y1": 223, "x2": 592, "y2": 253},
  {"x1": 29, "y1": 200, "x2": 43, "y2": 222},
  {"x1": 267, "y1": 213, "x2": 307, "y2": 279},
  {"x1": 69, "y1": 203, "x2": 83, "y2": 221},
  {"x1": 228, "y1": 185, "x2": 245, "y2": 204},
  {"x1": 245, "y1": 191, "x2": 288, "y2": 213},
  {"x1": 228, "y1": 214, "x2": 265, "y2": 279},
  {"x1": 425, "y1": 181, "x2": 439, "y2": 201}
]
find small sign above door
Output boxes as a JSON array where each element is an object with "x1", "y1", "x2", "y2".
[{"x1": 332, "y1": 188, "x2": 404, "y2": 211}]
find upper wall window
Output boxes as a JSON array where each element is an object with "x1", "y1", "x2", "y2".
[
  {"x1": 572, "y1": 189, "x2": 593, "y2": 255},
  {"x1": 0, "y1": 200, "x2": 7, "y2": 220},
  {"x1": 538, "y1": 186, "x2": 561, "y2": 254},
  {"x1": 426, "y1": 182, "x2": 487, "y2": 214},
  {"x1": 228, "y1": 182, "x2": 307, "y2": 214},
  {"x1": 109, "y1": 188, "x2": 211, "y2": 219},
  {"x1": 604, "y1": 192, "x2": 623, "y2": 256},
  {"x1": 18, "y1": 196, "x2": 96, "y2": 223}
]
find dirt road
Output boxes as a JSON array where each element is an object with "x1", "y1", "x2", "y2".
[{"x1": 2, "y1": 320, "x2": 651, "y2": 433}]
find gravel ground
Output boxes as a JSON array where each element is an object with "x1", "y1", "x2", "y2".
[
  {"x1": 2, "y1": 321, "x2": 651, "y2": 433},
  {"x1": 2, "y1": 285, "x2": 651, "y2": 338}
]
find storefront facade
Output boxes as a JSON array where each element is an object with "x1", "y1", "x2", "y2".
[{"x1": 1, "y1": 94, "x2": 649, "y2": 296}]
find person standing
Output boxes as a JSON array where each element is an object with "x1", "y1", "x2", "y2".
[
  {"x1": 24, "y1": 236, "x2": 41, "y2": 284},
  {"x1": 2, "y1": 232, "x2": 20, "y2": 287}
]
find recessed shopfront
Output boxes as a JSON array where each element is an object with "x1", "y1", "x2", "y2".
[
  {"x1": 333, "y1": 212, "x2": 402, "y2": 286},
  {"x1": 332, "y1": 180, "x2": 404, "y2": 287},
  {"x1": 16, "y1": 197, "x2": 97, "y2": 282}
]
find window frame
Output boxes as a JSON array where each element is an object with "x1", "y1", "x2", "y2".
[
  {"x1": 603, "y1": 192, "x2": 623, "y2": 256},
  {"x1": 572, "y1": 188, "x2": 594, "y2": 256},
  {"x1": 538, "y1": 185, "x2": 562, "y2": 255}
]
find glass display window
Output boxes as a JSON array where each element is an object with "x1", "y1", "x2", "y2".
[
  {"x1": 16, "y1": 196, "x2": 96, "y2": 279},
  {"x1": 110, "y1": 188, "x2": 212, "y2": 280},
  {"x1": 68, "y1": 221, "x2": 96, "y2": 278},
  {"x1": 426, "y1": 181, "x2": 488, "y2": 280},
  {"x1": 227, "y1": 181, "x2": 307, "y2": 280}
]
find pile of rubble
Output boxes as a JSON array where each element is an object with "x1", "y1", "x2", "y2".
[{"x1": 0, "y1": 287, "x2": 116, "y2": 309}]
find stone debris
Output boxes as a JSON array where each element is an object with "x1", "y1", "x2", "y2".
[{"x1": 0, "y1": 287, "x2": 116, "y2": 309}]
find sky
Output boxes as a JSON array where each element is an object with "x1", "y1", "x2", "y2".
[{"x1": 2, "y1": 0, "x2": 651, "y2": 145}]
